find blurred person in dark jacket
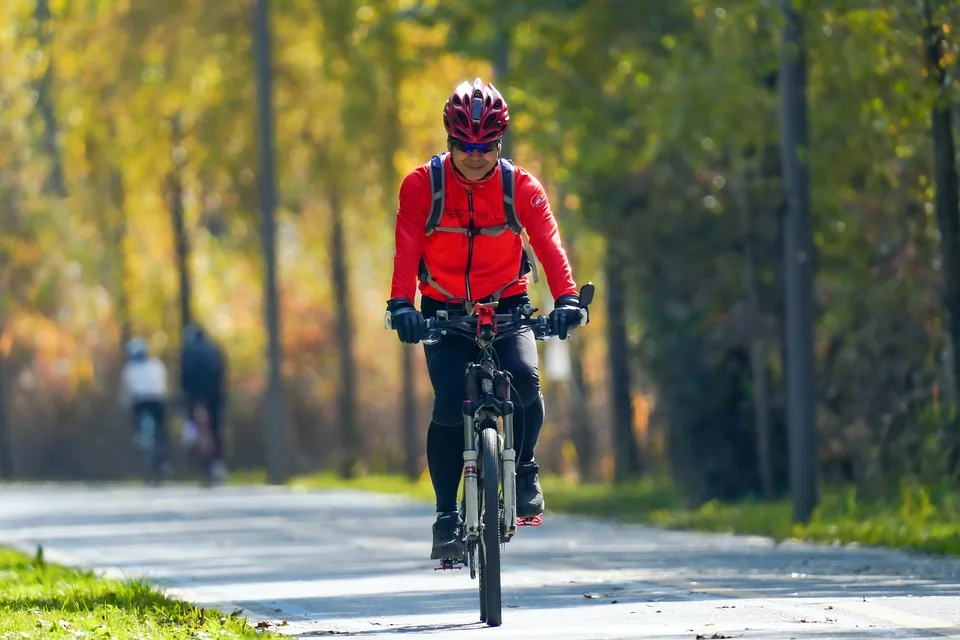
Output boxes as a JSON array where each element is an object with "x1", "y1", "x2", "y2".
[{"x1": 180, "y1": 323, "x2": 228, "y2": 483}]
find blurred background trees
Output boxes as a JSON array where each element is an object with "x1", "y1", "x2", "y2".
[{"x1": 1, "y1": 0, "x2": 958, "y2": 514}]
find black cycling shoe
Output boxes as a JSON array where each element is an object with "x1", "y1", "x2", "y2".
[
  {"x1": 516, "y1": 460, "x2": 545, "y2": 518},
  {"x1": 430, "y1": 511, "x2": 465, "y2": 560}
]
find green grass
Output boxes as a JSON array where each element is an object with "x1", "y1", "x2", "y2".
[
  {"x1": 544, "y1": 476, "x2": 960, "y2": 556},
  {"x1": 271, "y1": 469, "x2": 960, "y2": 557},
  {"x1": 0, "y1": 546, "x2": 270, "y2": 639}
]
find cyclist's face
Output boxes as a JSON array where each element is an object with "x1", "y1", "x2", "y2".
[{"x1": 450, "y1": 145, "x2": 498, "y2": 181}]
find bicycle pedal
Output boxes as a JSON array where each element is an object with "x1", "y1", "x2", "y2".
[
  {"x1": 517, "y1": 515, "x2": 543, "y2": 527},
  {"x1": 433, "y1": 559, "x2": 464, "y2": 571}
]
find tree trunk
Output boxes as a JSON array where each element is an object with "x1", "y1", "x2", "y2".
[
  {"x1": 401, "y1": 350, "x2": 419, "y2": 478},
  {"x1": 779, "y1": 0, "x2": 817, "y2": 523},
  {"x1": 374, "y1": 2, "x2": 418, "y2": 479},
  {"x1": 168, "y1": 112, "x2": 192, "y2": 331},
  {"x1": 0, "y1": 325, "x2": 10, "y2": 479},
  {"x1": 110, "y1": 164, "x2": 133, "y2": 348},
  {"x1": 493, "y1": 24, "x2": 511, "y2": 156},
  {"x1": 606, "y1": 246, "x2": 642, "y2": 481},
  {"x1": 569, "y1": 337, "x2": 594, "y2": 481},
  {"x1": 34, "y1": 0, "x2": 66, "y2": 198},
  {"x1": 328, "y1": 180, "x2": 360, "y2": 478},
  {"x1": 556, "y1": 192, "x2": 594, "y2": 481},
  {"x1": 736, "y1": 162, "x2": 776, "y2": 500},
  {"x1": 922, "y1": 3, "x2": 960, "y2": 468},
  {"x1": 0, "y1": 154, "x2": 19, "y2": 479},
  {"x1": 254, "y1": 0, "x2": 288, "y2": 484}
]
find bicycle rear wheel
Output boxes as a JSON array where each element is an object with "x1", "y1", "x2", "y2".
[{"x1": 478, "y1": 424, "x2": 502, "y2": 627}]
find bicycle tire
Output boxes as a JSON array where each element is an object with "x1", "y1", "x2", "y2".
[{"x1": 478, "y1": 425, "x2": 502, "y2": 627}]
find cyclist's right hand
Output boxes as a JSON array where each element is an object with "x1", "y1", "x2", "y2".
[{"x1": 385, "y1": 298, "x2": 426, "y2": 344}]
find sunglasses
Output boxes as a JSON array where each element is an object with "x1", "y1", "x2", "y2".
[{"x1": 451, "y1": 139, "x2": 499, "y2": 154}]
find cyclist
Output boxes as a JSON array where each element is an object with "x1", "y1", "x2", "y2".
[
  {"x1": 180, "y1": 323, "x2": 228, "y2": 483},
  {"x1": 386, "y1": 77, "x2": 586, "y2": 560},
  {"x1": 118, "y1": 337, "x2": 170, "y2": 476}
]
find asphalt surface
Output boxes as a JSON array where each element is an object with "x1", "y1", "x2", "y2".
[{"x1": 2, "y1": 484, "x2": 960, "y2": 639}]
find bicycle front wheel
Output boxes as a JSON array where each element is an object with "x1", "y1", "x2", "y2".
[
  {"x1": 138, "y1": 413, "x2": 158, "y2": 483},
  {"x1": 478, "y1": 424, "x2": 502, "y2": 627}
]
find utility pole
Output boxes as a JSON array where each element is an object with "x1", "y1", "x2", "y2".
[
  {"x1": 254, "y1": 0, "x2": 287, "y2": 484},
  {"x1": 779, "y1": 0, "x2": 817, "y2": 523}
]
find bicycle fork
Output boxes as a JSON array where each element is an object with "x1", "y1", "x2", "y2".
[
  {"x1": 462, "y1": 403, "x2": 480, "y2": 539},
  {"x1": 501, "y1": 401, "x2": 518, "y2": 540},
  {"x1": 461, "y1": 393, "x2": 518, "y2": 542}
]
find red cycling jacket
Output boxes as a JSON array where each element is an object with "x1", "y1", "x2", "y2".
[{"x1": 390, "y1": 154, "x2": 578, "y2": 304}]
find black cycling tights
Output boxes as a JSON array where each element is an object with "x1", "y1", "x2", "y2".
[{"x1": 422, "y1": 301, "x2": 545, "y2": 514}]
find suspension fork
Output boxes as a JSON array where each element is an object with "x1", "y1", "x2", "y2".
[
  {"x1": 502, "y1": 399, "x2": 517, "y2": 539},
  {"x1": 462, "y1": 399, "x2": 480, "y2": 539}
]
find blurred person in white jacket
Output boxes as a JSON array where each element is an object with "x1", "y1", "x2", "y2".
[{"x1": 118, "y1": 337, "x2": 171, "y2": 477}]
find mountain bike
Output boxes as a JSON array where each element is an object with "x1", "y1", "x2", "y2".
[
  {"x1": 424, "y1": 283, "x2": 594, "y2": 627},
  {"x1": 190, "y1": 402, "x2": 223, "y2": 485}
]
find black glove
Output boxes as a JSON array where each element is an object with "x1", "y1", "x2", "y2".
[
  {"x1": 549, "y1": 294, "x2": 584, "y2": 340},
  {"x1": 386, "y1": 298, "x2": 426, "y2": 344}
]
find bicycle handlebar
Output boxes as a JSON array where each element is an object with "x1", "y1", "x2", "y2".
[
  {"x1": 385, "y1": 282, "x2": 596, "y2": 346},
  {"x1": 422, "y1": 308, "x2": 553, "y2": 346}
]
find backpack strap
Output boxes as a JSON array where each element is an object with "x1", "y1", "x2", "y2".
[
  {"x1": 500, "y1": 157, "x2": 540, "y2": 284},
  {"x1": 425, "y1": 153, "x2": 448, "y2": 236},
  {"x1": 498, "y1": 158, "x2": 522, "y2": 234}
]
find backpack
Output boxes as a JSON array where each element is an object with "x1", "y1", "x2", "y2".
[{"x1": 420, "y1": 152, "x2": 539, "y2": 302}]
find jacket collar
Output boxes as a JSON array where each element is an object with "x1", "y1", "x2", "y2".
[{"x1": 446, "y1": 153, "x2": 500, "y2": 189}]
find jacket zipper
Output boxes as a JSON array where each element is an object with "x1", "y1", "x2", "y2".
[{"x1": 464, "y1": 189, "x2": 475, "y2": 302}]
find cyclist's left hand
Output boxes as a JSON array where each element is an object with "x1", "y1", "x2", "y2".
[{"x1": 549, "y1": 295, "x2": 585, "y2": 340}]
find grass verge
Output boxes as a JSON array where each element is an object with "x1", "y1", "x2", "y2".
[
  {"x1": 548, "y1": 476, "x2": 960, "y2": 556},
  {"x1": 265, "y1": 469, "x2": 960, "y2": 557},
  {"x1": 0, "y1": 546, "x2": 270, "y2": 639}
]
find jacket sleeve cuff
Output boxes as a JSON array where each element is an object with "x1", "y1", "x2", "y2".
[
  {"x1": 555, "y1": 294, "x2": 580, "y2": 308},
  {"x1": 386, "y1": 298, "x2": 415, "y2": 312}
]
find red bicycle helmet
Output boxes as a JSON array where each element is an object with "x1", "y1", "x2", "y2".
[{"x1": 442, "y1": 77, "x2": 510, "y2": 144}]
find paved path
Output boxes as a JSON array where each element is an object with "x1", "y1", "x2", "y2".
[{"x1": 2, "y1": 484, "x2": 960, "y2": 639}]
